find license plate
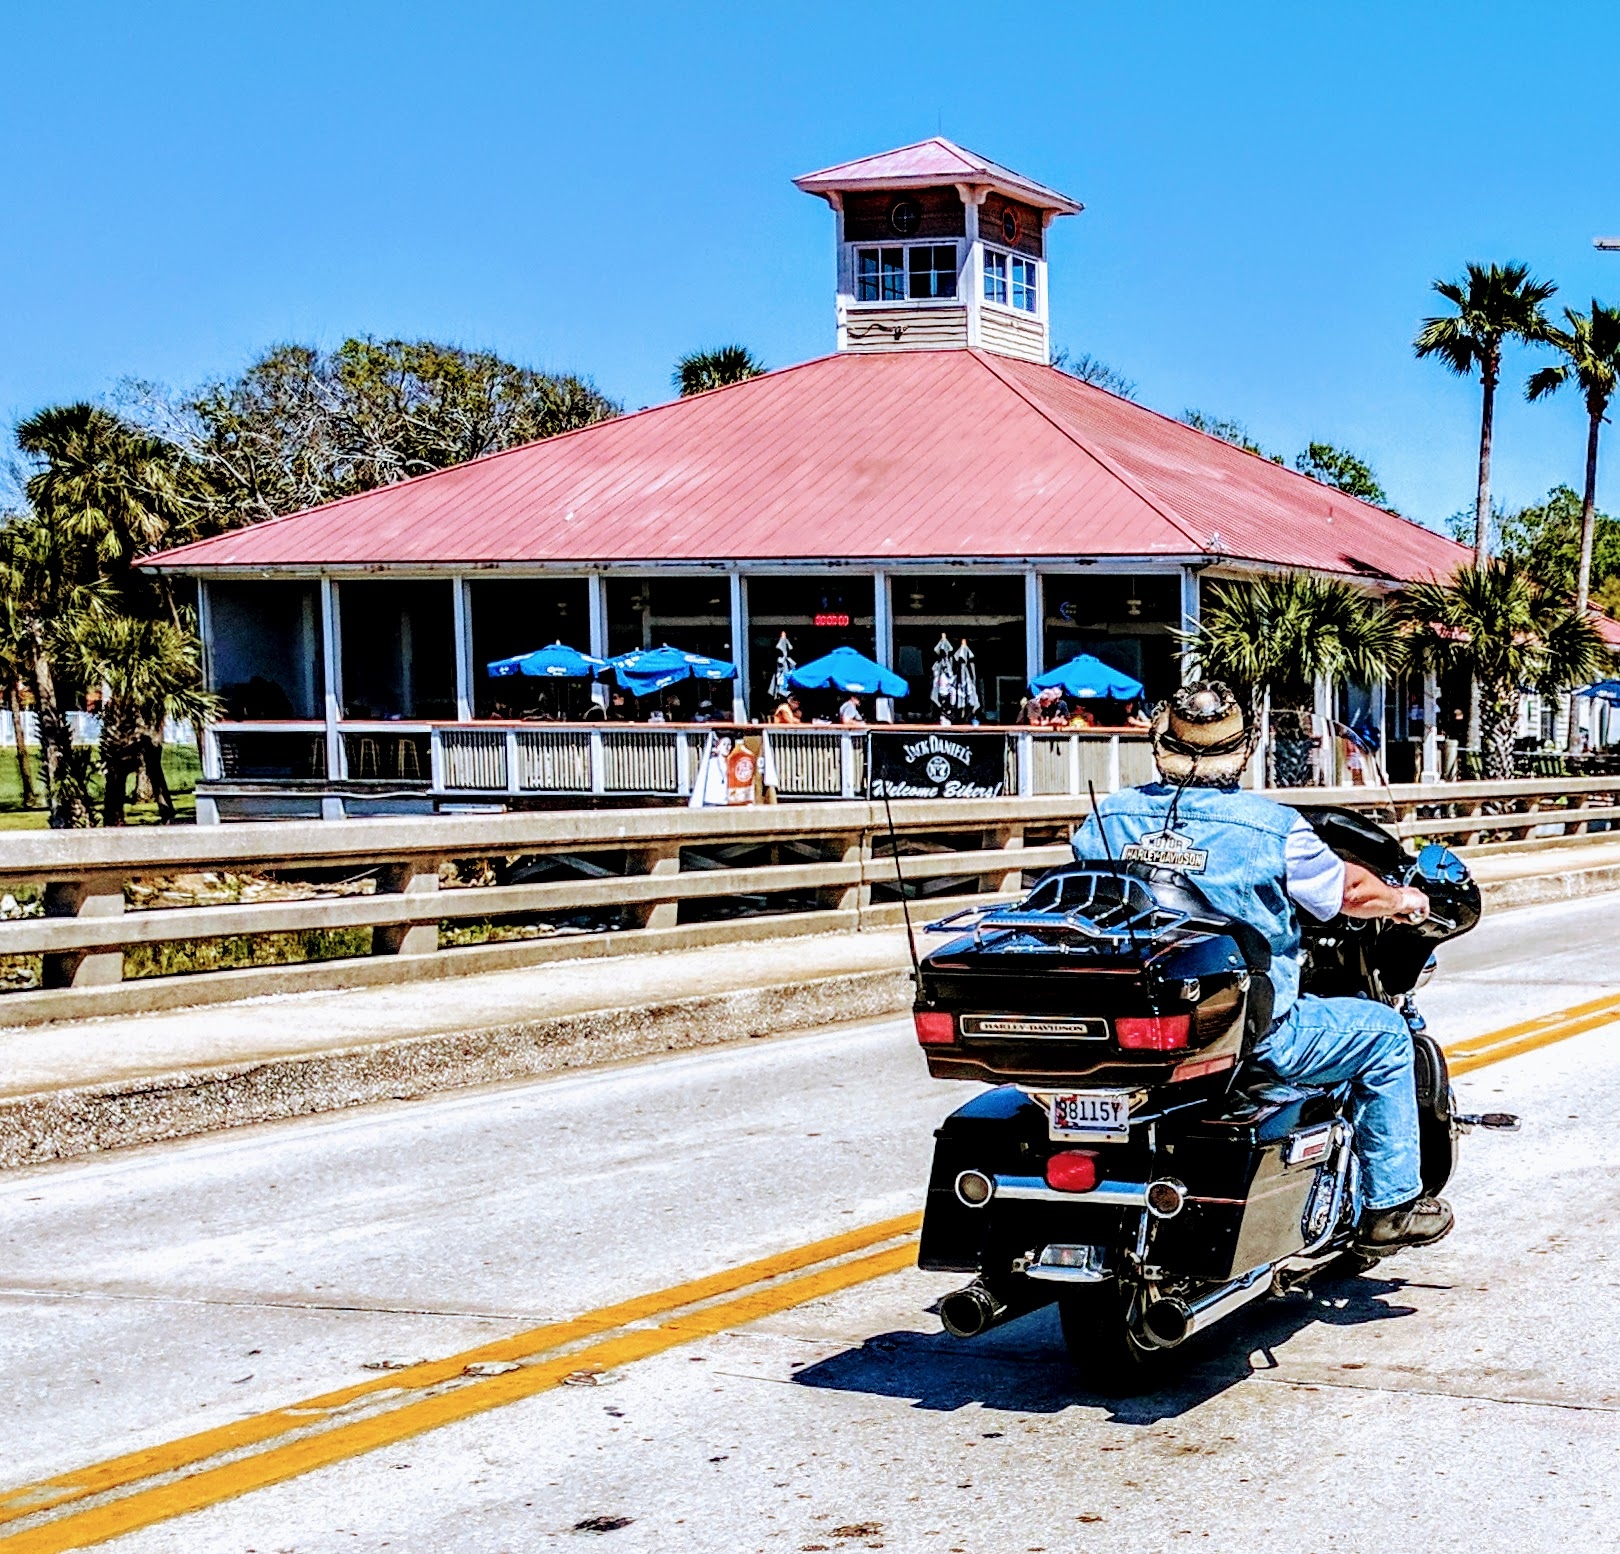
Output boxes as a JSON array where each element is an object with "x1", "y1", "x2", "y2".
[{"x1": 1049, "y1": 1089, "x2": 1132, "y2": 1142}]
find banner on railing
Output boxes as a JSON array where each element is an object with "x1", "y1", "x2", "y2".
[{"x1": 869, "y1": 731, "x2": 1006, "y2": 800}]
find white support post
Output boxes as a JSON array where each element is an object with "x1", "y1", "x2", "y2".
[
  {"x1": 589, "y1": 728, "x2": 606, "y2": 794},
  {"x1": 505, "y1": 728, "x2": 521, "y2": 795},
  {"x1": 196, "y1": 578, "x2": 214, "y2": 693},
  {"x1": 429, "y1": 727, "x2": 446, "y2": 793},
  {"x1": 1313, "y1": 673, "x2": 1333, "y2": 786},
  {"x1": 1017, "y1": 731, "x2": 1033, "y2": 797},
  {"x1": 1107, "y1": 735, "x2": 1121, "y2": 793},
  {"x1": 1179, "y1": 566, "x2": 1201, "y2": 684},
  {"x1": 1422, "y1": 670, "x2": 1440, "y2": 783},
  {"x1": 1067, "y1": 734, "x2": 1081, "y2": 797},
  {"x1": 840, "y1": 732, "x2": 856, "y2": 799},
  {"x1": 676, "y1": 730, "x2": 692, "y2": 797},
  {"x1": 730, "y1": 572, "x2": 749, "y2": 721},
  {"x1": 1024, "y1": 569, "x2": 1041, "y2": 691},
  {"x1": 957, "y1": 184, "x2": 987, "y2": 351},
  {"x1": 587, "y1": 573, "x2": 609, "y2": 660},
  {"x1": 873, "y1": 570, "x2": 894, "y2": 722},
  {"x1": 452, "y1": 577, "x2": 473, "y2": 722},
  {"x1": 319, "y1": 576, "x2": 346, "y2": 819}
]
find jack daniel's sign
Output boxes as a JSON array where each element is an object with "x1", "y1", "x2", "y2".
[{"x1": 869, "y1": 732, "x2": 1007, "y2": 800}]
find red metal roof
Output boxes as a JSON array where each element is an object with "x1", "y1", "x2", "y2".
[
  {"x1": 794, "y1": 138, "x2": 1082, "y2": 214},
  {"x1": 145, "y1": 350, "x2": 1468, "y2": 584}
]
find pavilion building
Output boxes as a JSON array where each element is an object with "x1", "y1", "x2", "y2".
[{"x1": 145, "y1": 138, "x2": 1468, "y2": 818}]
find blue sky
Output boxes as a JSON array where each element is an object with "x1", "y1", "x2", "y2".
[{"x1": 4, "y1": 1, "x2": 1619, "y2": 530}]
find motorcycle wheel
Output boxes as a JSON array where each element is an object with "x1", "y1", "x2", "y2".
[{"x1": 1058, "y1": 1284, "x2": 1177, "y2": 1396}]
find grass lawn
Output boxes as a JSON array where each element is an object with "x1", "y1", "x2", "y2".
[{"x1": 0, "y1": 745, "x2": 203, "y2": 829}]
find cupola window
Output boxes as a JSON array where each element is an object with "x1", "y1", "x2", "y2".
[
  {"x1": 856, "y1": 244, "x2": 959, "y2": 302},
  {"x1": 983, "y1": 249, "x2": 1038, "y2": 313}
]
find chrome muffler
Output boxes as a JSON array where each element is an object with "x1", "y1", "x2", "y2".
[
  {"x1": 939, "y1": 1278, "x2": 1055, "y2": 1340},
  {"x1": 1135, "y1": 1262, "x2": 1274, "y2": 1350},
  {"x1": 939, "y1": 1280, "x2": 1009, "y2": 1339}
]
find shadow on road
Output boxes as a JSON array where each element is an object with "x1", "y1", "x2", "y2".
[{"x1": 793, "y1": 1268, "x2": 1418, "y2": 1424}]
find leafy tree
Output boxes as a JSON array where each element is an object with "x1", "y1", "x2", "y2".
[
  {"x1": 1294, "y1": 442, "x2": 1390, "y2": 507},
  {"x1": 1526, "y1": 300, "x2": 1620, "y2": 737},
  {"x1": 1497, "y1": 485, "x2": 1620, "y2": 599},
  {"x1": 674, "y1": 346, "x2": 765, "y2": 397},
  {"x1": 1186, "y1": 573, "x2": 1399, "y2": 785},
  {"x1": 1399, "y1": 559, "x2": 1607, "y2": 777},
  {"x1": 1051, "y1": 350, "x2": 1137, "y2": 399},
  {"x1": 135, "y1": 338, "x2": 620, "y2": 527},
  {"x1": 1180, "y1": 410, "x2": 1284, "y2": 464},
  {"x1": 1414, "y1": 262, "x2": 1558, "y2": 564}
]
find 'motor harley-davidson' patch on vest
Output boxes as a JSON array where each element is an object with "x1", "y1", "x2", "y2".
[{"x1": 1119, "y1": 827, "x2": 1209, "y2": 872}]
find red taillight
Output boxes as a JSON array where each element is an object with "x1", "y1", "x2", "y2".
[
  {"x1": 1046, "y1": 1149, "x2": 1100, "y2": 1193},
  {"x1": 1115, "y1": 1014, "x2": 1191, "y2": 1052},
  {"x1": 914, "y1": 1010, "x2": 956, "y2": 1046}
]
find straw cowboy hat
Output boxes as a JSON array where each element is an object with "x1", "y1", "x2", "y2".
[{"x1": 1150, "y1": 681, "x2": 1254, "y2": 785}]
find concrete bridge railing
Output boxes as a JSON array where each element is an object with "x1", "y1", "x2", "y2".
[{"x1": 0, "y1": 776, "x2": 1615, "y2": 1027}]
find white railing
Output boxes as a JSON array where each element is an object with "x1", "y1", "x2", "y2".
[{"x1": 205, "y1": 724, "x2": 1152, "y2": 798}]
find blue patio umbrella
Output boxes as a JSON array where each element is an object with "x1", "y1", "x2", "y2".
[
  {"x1": 787, "y1": 646, "x2": 908, "y2": 697},
  {"x1": 1578, "y1": 678, "x2": 1620, "y2": 703},
  {"x1": 610, "y1": 644, "x2": 738, "y2": 697},
  {"x1": 1030, "y1": 654, "x2": 1143, "y2": 701},
  {"x1": 486, "y1": 642, "x2": 606, "y2": 679}
]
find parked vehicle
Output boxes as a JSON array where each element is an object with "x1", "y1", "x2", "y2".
[{"x1": 913, "y1": 807, "x2": 1517, "y2": 1393}]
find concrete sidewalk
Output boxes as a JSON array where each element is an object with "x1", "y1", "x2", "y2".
[{"x1": 2, "y1": 837, "x2": 1617, "y2": 1169}]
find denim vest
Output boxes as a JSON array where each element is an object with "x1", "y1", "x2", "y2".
[{"x1": 1071, "y1": 783, "x2": 1304, "y2": 1017}]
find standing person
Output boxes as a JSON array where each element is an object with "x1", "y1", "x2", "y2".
[{"x1": 1070, "y1": 682, "x2": 1449, "y2": 1255}]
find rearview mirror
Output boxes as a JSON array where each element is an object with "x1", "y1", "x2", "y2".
[{"x1": 1415, "y1": 842, "x2": 1468, "y2": 886}]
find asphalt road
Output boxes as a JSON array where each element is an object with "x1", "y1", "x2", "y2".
[{"x1": 3, "y1": 891, "x2": 1619, "y2": 1552}]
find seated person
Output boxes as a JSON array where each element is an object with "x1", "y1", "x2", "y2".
[
  {"x1": 839, "y1": 694, "x2": 865, "y2": 725},
  {"x1": 772, "y1": 694, "x2": 803, "y2": 725}
]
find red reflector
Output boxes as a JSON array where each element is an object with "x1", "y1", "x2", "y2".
[
  {"x1": 1046, "y1": 1150, "x2": 1100, "y2": 1193},
  {"x1": 914, "y1": 1010, "x2": 955, "y2": 1045},
  {"x1": 1171, "y1": 1051, "x2": 1238, "y2": 1083},
  {"x1": 1115, "y1": 1014, "x2": 1191, "y2": 1051}
]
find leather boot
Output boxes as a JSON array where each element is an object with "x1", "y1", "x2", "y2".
[{"x1": 1354, "y1": 1195, "x2": 1454, "y2": 1254}]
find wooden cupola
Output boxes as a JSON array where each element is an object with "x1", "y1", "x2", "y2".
[{"x1": 794, "y1": 138, "x2": 1082, "y2": 364}]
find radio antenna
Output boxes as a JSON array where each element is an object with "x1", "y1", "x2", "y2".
[
  {"x1": 1087, "y1": 780, "x2": 1141, "y2": 961},
  {"x1": 881, "y1": 788, "x2": 923, "y2": 990}
]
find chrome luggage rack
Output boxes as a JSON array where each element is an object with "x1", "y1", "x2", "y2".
[{"x1": 925, "y1": 869, "x2": 1186, "y2": 950}]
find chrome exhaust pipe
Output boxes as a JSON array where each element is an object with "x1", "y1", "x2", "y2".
[
  {"x1": 1136, "y1": 1263, "x2": 1274, "y2": 1350},
  {"x1": 939, "y1": 1280, "x2": 1008, "y2": 1339}
]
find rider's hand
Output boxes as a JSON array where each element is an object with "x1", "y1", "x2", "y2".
[{"x1": 1392, "y1": 886, "x2": 1431, "y2": 925}]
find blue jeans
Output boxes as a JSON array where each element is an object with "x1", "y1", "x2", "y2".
[{"x1": 1255, "y1": 994, "x2": 1422, "y2": 1212}]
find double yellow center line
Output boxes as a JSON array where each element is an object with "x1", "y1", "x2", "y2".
[{"x1": 3, "y1": 991, "x2": 1616, "y2": 1552}]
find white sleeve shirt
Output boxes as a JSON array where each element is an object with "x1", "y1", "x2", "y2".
[{"x1": 1284, "y1": 816, "x2": 1346, "y2": 922}]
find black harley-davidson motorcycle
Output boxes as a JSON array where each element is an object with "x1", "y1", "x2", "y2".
[{"x1": 912, "y1": 806, "x2": 1517, "y2": 1393}]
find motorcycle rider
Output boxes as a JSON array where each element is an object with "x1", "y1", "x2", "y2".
[{"x1": 1072, "y1": 681, "x2": 1454, "y2": 1254}]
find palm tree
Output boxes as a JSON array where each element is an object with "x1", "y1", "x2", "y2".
[
  {"x1": 1186, "y1": 573, "x2": 1400, "y2": 785},
  {"x1": 0, "y1": 511, "x2": 108, "y2": 826},
  {"x1": 15, "y1": 403, "x2": 198, "y2": 618},
  {"x1": 673, "y1": 346, "x2": 765, "y2": 397},
  {"x1": 66, "y1": 615, "x2": 218, "y2": 825},
  {"x1": 1415, "y1": 263, "x2": 1558, "y2": 565},
  {"x1": 1398, "y1": 559, "x2": 1607, "y2": 779},
  {"x1": 1526, "y1": 300, "x2": 1620, "y2": 746}
]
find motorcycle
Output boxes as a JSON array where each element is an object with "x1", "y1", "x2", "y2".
[{"x1": 911, "y1": 804, "x2": 1518, "y2": 1394}]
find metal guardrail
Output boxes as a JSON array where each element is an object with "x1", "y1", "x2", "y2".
[{"x1": 0, "y1": 775, "x2": 1613, "y2": 1026}]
